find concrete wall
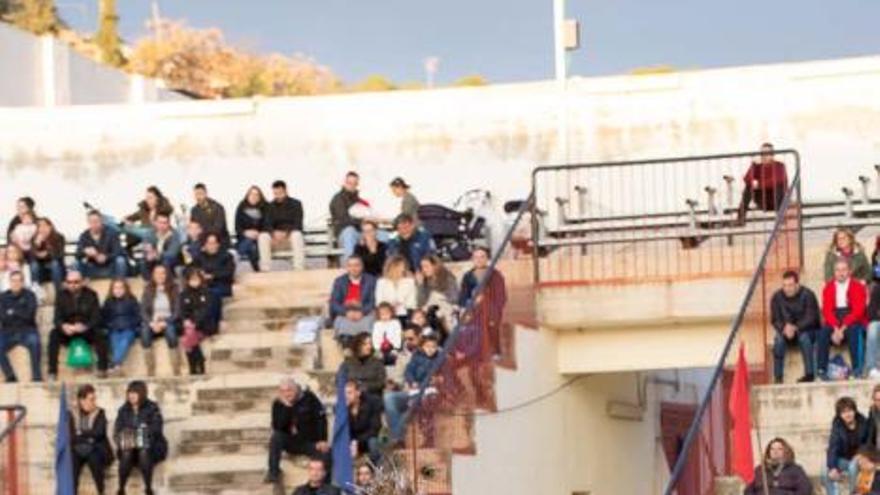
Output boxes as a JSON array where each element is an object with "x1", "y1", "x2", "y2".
[
  {"x1": 0, "y1": 23, "x2": 184, "y2": 107},
  {"x1": 452, "y1": 324, "x2": 711, "y2": 495},
  {"x1": 1, "y1": 54, "x2": 879, "y2": 239}
]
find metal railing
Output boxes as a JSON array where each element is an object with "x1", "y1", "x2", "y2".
[
  {"x1": 663, "y1": 170, "x2": 802, "y2": 494},
  {"x1": 0, "y1": 405, "x2": 28, "y2": 495},
  {"x1": 386, "y1": 191, "x2": 535, "y2": 492},
  {"x1": 530, "y1": 150, "x2": 803, "y2": 286}
]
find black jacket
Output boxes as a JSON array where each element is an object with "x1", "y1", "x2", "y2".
[
  {"x1": 101, "y1": 295, "x2": 142, "y2": 332},
  {"x1": 868, "y1": 284, "x2": 880, "y2": 322},
  {"x1": 266, "y1": 197, "x2": 304, "y2": 232},
  {"x1": 113, "y1": 399, "x2": 168, "y2": 463},
  {"x1": 349, "y1": 395, "x2": 382, "y2": 454},
  {"x1": 193, "y1": 250, "x2": 235, "y2": 288},
  {"x1": 743, "y1": 462, "x2": 812, "y2": 495},
  {"x1": 343, "y1": 356, "x2": 387, "y2": 398},
  {"x1": 54, "y1": 287, "x2": 101, "y2": 332},
  {"x1": 770, "y1": 287, "x2": 821, "y2": 334},
  {"x1": 31, "y1": 231, "x2": 66, "y2": 262},
  {"x1": 270, "y1": 390, "x2": 327, "y2": 444},
  {"x1": 0, "y1": 289, "x2": 37, "y2": 333},
  {"x1": 75, "y1": 228, "x2": 122, "y2": 263},
  {"x1": 180, "y1": 286, "x2": 214, "y2": 334},
  {"x1": 234, "y1": 201, "x2": 268, "y2": 235},
  {"x1": 827, "y1": 413, "x2": 868, "y2": 469},
  {"x1": 354, "y1": 242, "x2": 386, "y2": 277},
  {"x1": 329, "y1": 188, "x2": 360, "y2": 236},
  {"x1": 292, "y1": 483, "x2": 341, "y2": 495},
  {"x1": 190, "y1": 198, "x2": 229, "y2": 242},
  {"x1": 865, "y1": 407, "x2": 880, "y2": 450},
  {"x1": 69, "y1": 408, "x2": 113, "y2": 465}
]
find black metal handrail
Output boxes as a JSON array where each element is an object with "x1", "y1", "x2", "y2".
[{"x1": 662, "y1": 170, "x2": 801, "y2": 494}]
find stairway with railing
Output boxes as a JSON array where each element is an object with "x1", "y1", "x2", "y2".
[{"x1": 0, "y1": 405, "x2": 28, "y2": 495}]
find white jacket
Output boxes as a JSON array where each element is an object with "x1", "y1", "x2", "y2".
[
  {"x1": 375, "y1": 277, "x2": 417, "y2": 316},
  {"x1": 372, "y1": 319, "x2": 402, "y2": 351}
]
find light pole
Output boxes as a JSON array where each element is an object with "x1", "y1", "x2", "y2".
[
  {"x1": 553, "y1": 0, "x2": 567, "y2": 84},
  {"x1": 424, "y1": 56, "x2": 439, "y2": 89}
]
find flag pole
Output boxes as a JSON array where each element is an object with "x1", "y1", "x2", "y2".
[{"x1": 750, "y1": 392, "x2": 770, "y2": 495}]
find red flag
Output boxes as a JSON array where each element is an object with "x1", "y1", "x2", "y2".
[{"x1": 729, "y1": 343, "x2": 754, "y2": 483}]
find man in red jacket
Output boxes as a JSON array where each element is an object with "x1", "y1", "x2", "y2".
[
  {"x1": 818, "y1": 259, "x2": 868, "y2": 379},
  {"x1": 736, "y1": 143, "x2": 789, "y2": 224}
]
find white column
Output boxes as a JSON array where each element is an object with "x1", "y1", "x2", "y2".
[
  {"x1": 39, "y1": 35, "x2": 56, "y2": 107},
  {"x1": 553, "y1": 0, "x2": 567, "y2": 83}
]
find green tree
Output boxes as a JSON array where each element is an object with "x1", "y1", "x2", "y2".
[
  {"x1": 9, "y1": 0, "x2": 59, "y2": 34},
  {"x1": 95, "y1": 0, "x2": 124, "y2": 66},
  {"x1": 454, "y1": 74, "x2": 488, "y2": 87}
]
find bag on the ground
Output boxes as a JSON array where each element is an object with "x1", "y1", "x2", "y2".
[
  {"x1": 66, "y1": 338, "x2": 94, "y2": 369},
  {"x1": 828, "y1": 353, "x2": 852, "y2": 381},
  {"x1": 292, "y1": 316, "x2": 321, "y2": 345}
]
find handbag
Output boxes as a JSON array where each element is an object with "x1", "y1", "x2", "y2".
[{"x1": 67, "y1": 338, "x2": 94, "y2": 369}]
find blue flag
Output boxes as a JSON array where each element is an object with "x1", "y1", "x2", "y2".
[
  {"x1": 55, "y1": 383, "x2": 74, "y2": 495},
  {"x1": 331, "y1": 368, "x2": 354, "y2": 491}
]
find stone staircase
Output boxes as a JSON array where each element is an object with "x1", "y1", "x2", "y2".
[{"x1": 0, "y1": 267, "x2": 342, "y2": 495}]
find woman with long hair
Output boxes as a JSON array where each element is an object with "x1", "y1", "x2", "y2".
[
  {"x1": 375, "y1": 254, "x2": 416, "y2": 323},
  {"x1": 353, "y1": 220, "x2": 387, "y2": 277},
  {"x1": 114, "y1": 380, "x2": 167, "y2": 495},
  {"x1": 29, "y1": 217, "x2": 66, "y2": 291},
  {"x1": 823, "y1": 396, "x2": 869, "y2": 495},
  {"x1": 744, "y1": 437, "x2": 811, "y2": 495},
  {"x1": 140, "y1": 264, "x2": 182, "y2": 376},
  {"x1": 102, "y1": 278, "x2": 142, "y2": 373},
  {"x1": 417, "y1": 255, "x2": 459, "y2": 333},
  {"x1": 69, "y1": 384, "x2": 112, "y2": 495},
  {"x1": 824, "y1": 228, "x2": 870, "y2": 282},
  {"x1": 234, "y1": 185, "x2": 269, "y2": 271}
]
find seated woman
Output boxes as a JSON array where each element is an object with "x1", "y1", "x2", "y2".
[
  {"x1": 141, "y1": 265, "x2": 182, "y2": 376},
  {"x1": 345, "y1": 380, "x2": 382, "y2": 464},
  {"x1": 353, "y1": 220, "x2": 387, "y2": 277},
  {"x1": 69, "y1": 384, "x2": 112, "y2": 495},
  {"x1": 29, "y1": 217, "x2": 66, "y2": 292},
  {"x1": 9, "y1": 211, "x2": 37, "y2": 258},
  {"x1": 416, "y1": 255, "x2": 460, "y2": 335},
  {"x1": 372, "y1": 302, "x2": 402, "y2": 366},
  {"x1": 114, "y1": 186, "x2": 175, "y2": 245},
  {"x1": 744, "y1": 437, "x2": 811, "y2": 495},
  {"x1": 234, "y1": 185, "x2": 269, "y2": 272},
  {"x1": 6, "y1": 196, "x2": 35, "y2": 240},
  {"x1": 375, "y1": 255, "x2": 416, "y2": 324},
  {"x1": 824, "y1": 228, "x2": 871, "y2": 283},
  {"x1": 179, "y1": 269, "x2": 210, "y2": 375},
  {"x1": 823, "y1": 396, "x2": 868, "y2": 495},
  {"x1": 102, "y1": 279, "x2": 142, "y2": 373},
  {"x1": 340, "y1": 333, "x2": 386, "y2": 401},
  {"x1": 114, "y1": 380, "x2": 168, "y2": 495}
]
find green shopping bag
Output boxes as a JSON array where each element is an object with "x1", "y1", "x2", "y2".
[{"x1": 66, "y1": 338, "x2": 94, "y2": 369}]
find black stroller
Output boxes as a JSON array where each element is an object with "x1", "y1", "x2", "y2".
[{"x1": 418, "y1": 192, "x2": 488, "y2": 262}]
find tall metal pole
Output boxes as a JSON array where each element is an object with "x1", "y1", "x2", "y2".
[{"x1": 553, "y1": 0, "x2": 569, "y2": 164}]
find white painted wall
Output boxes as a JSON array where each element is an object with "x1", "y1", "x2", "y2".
[
  {"x1": 1, "y1": 54, "x2": 879, "y2": 240},
  {"x1": 452, "y1": 324, "x2": 712, "y2": 495},
  {"x1": 0, "y1": 23, "x2": 184, "y2": 107}
]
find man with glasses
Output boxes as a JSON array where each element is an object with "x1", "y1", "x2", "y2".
[
  {"x1": 47, "y1": 270, "x2": 108, "y2": 380},
  {"x1": 736, "y1": 142, "x2": 789, "y2": 225}
]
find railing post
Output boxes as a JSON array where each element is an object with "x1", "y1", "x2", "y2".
[
  {"x1": 6, "y1": 409, "x2": 17, "y2": 495},
  {"x1": 842, "y1": 187, "x2": 854, "y2": 219},
  {"x1": 859, "y1": 175, "x2": 871, "y2": 205}
]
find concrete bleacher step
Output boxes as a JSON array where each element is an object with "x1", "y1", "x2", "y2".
[
  {"x1": 177, "y1": 413, "x2": 270, "y2": 456},
  {"x1": 167, "y1": 454, "x2": 308, "y2": 495},
  {"x1": 222, "y1": 302, "x2": 323, "y2": 323}
]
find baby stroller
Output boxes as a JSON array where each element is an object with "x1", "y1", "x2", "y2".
[{"x1": 418, "y1": 190, "x2": 489, "y2": 261}]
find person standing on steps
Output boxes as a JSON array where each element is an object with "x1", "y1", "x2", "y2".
[
  {"x1": 114, "y1": 380, "x2": 167, "y2": 495},
  {"x1": 70, "y1": 384, "x2": 113, "y2": 495},
  {"x1": 264, "y1": 377, "x2": 330, "y2": 485}
]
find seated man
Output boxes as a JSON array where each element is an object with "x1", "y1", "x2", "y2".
[
  {"x1": 193, "y1": 233, "x2": 235, "y2": 330},
  {"x1": 48, "y1": 270, "x2": 108, "y2": 380},
  {"x1": 386, "y1": 214, "x2": 435, "y2": 273},
  {"x1": 818, "y1": 259, "x2": 868, "y2": 379},
  {"x1": 770, "y1": 270, "x2": 820, "y2": 383},
  {"x1": 823, "y1": 396, "x2": 867, "y2": 495},
  {"x1": 141, "y1": 213, "x2": 181, "y2": 278},
  {"x1": 384, "y1": 333, "x2": 441, "y2": 440},
  {"x1": 329, "y1": 171, "x2": 364, "y2": 260},
  {"x1": 264, "y1": 377, "x2": 330, "y2": 484},
  {"x1": 263, "y1": 180, "x2": 306, "y2": 271},
  {"x1": 0, "y1": 272, "x2": 42, "y2": 382},
  {"x1": 329, "y1": 256, "x2": 376, "y2": 322},
  {"x1": 333, "y1": 303, "x2": 374, "y2": 349},
  {"x1": 387, "y1": 326, "x2": 422, "y2": 387},
  {"x1": 189, "y1": 183, "x2": 230, "y2": 246},
  {"x1": 292, "y1": 457, "x2": 340, "y2": 495},
  {"x1": 736, "y1": 142, "x2": 788, "y2": 223},
  {"x1": 345, "y1": 380, "x2": 382, "y2": 463},
  {"x1": 76, "y1": 210, "x2": 128, "y2": 279},
  {"x1": 180, "y1": 220, "x2": 204, "y2": 268}
]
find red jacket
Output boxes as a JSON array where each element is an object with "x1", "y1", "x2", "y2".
[
  {"x1": 822, "y1": 278, "x2": 868, "y2": 327},
  {"x1": 743, "y1": 161, "x2": 788, "y2": 190}
]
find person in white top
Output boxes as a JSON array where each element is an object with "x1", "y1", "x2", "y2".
[
  {"x1": 375, "y1": 255, "x2": 417, "y2": 321},
  {"x1": 372, "y1": 302, "x2": 402, "y2": 365}
]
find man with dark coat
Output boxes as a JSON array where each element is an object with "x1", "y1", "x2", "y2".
[
  {"x1": 0, "y1": 271, "x2": 42, "y2": 382},
  {"x1": 264, "y1": 377, "x2": 330, "y2": 484},
  {"x1": 769, "y1": 270, "x2": 820, "y2": 383},
  {"x1": 291, "y1": 458, "x2": 341, "y2": 495},
  {"x1": 329, "y1": 171, "x2": 363, "y2": 260},
  {"x1": 48, "y1": 270, "x2": 108, "y2": 379},
  {"x1": 190, "y1": 183, "x2": 230, "y2": 246},
  {"x1": 264, "y1": 180, "x2": 306, "y2": 270}
]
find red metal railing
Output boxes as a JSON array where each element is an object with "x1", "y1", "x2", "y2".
[{"x1": 0, "y1": 405, "x2": 28, "y2": 495}]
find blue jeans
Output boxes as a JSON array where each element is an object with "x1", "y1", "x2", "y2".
[
  {"x1": 0, "y1": 329, "x2": 42, "y2": 382},
  {"x1": 208, "y1": 284, "x2": 232, "y2": 331},
  {"x1": 30, "y1": 258, "x2": 64, "y2": 291},
  {"x1": 76, "y1": 256, "x2": 128, "y2": 279},
  {"x1": 384, "y1": 391, "x2": 411, "y2": 440},
  {"x1": 772, "y1": 329, "x2": 816, "y2": 381},
  {"x1": 866, "y1": 321, "x2": 880, "y2": 375},
  {"x1": 339, "y1": 226, "x2": 360, "y2": 260},
  {"x1": 817, "y1": 323, "x2": 865, "y2": 378},
  {"x1": 236, "y1": 238, "x2": 260, "y2": 271},
  {"x1": 822, "y1": 457, "x2": 858, "y2": 495},
  {"x1": 101, "y1": 214, "x2": 156, "y2": 245},
  {"x1": 140, "y1": 319, "x2": 179, "y2": 349},
  {"x1": 108, "y1": 328, "x2": 138, "y2": 367}
]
